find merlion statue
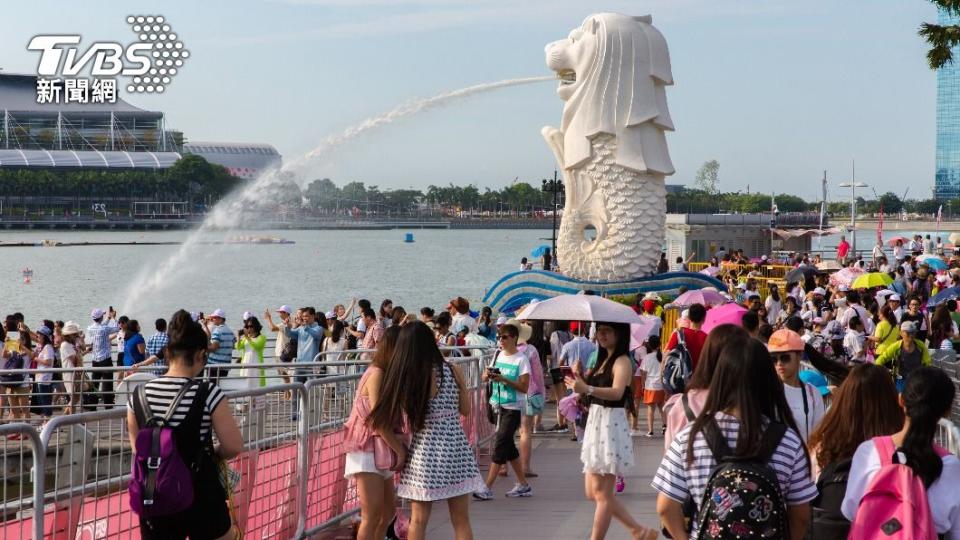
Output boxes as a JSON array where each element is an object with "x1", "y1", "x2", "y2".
[{"x1": 542, "y1": 13, "x2": 675, "y2": 281}]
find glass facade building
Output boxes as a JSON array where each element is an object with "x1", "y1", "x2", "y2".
[{"x1": 936, "y1": 11, "x2": 960, "y2": 199}]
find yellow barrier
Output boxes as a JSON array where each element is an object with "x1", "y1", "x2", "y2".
[{"x1": 660, "y1": 307, "x2": 681, "y2": 351}]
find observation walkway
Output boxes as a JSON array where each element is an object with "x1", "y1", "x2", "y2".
[{"x1": 427, "y1": 430, "x2": 663, "y2": 540}]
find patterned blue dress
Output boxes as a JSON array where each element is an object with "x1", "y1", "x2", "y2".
[{"x1": 397, "y1": 363, "x2": 485, "y2": 501}]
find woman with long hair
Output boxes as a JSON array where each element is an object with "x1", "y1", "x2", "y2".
[
  {"x1": 842, "y1": 367, "x2": 960, "y2": 536},
  {"x1": 342, "y1": 325, "x2": 404, "y2": 540},
  {"x1": 808, "y1": 364, "x2": 903, "y2": 476},
  {"x1": 321, "y1": 319, "x2": 347, "y2": 364},
  {"x1": 369, "y1": 322, "x2": 483, "y2": 540},
  {"x1": 804, "y1": 364, "x2": 903, "y2": 538},
  {"x1": 663, "y1": 324, "x2": 751, "y2": 450},
  {"x1": 565, "y1": 322, "x2": 659, "y2": 540},
  {"x1": 126, "y1": 310, "x2": 243, "y2": 539},
  {"x1": 929, "y1": 303, "x2": 955, "y2": 349},
  {"x1": 390, "y1": 306, "x2": 408, "y2": 328},
  {"x1": 655, "y1": 338, "x2": 816, "y2": 539},
  {"x1": 766, "y1": 283, "x2": 783, "y2": 325}
]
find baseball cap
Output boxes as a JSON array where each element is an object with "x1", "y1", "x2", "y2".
[
  {"x1": 325, "y1": 311, "x2": 336, "y2": 319},
  {"x1": 900, "y1": 321, "x2": 919, "y2": 334},
  {"x1": 276, "y1": 305, "x2": 292, "y2": 314},
  {"x1": 37, "y1": 326, "x2": 52, "y2": 337},
  {"x1": 812, "y1": 317, "x2": 824, "y2": 325},
  {"x1": 90, "y1": 308, "x2": 106, "y2": 320},
  {"x1": 812, "y1": 287, "x2": 826, "y2": 296},
  {"x1": 746, "y1": 291, "x2": 761, "y2": 300},
  {"x1": 210, "y1": 308, "x2": 226, "y2": 319},
  {"x1": 799, "y1": 370, "x2": 831, "y2": 396},
  {"x1": 242, "y1": 311, "x2": 254, "y2": 321},
  {"x1": 837, "y1": 285, "x2": 850, "y2": 292},
  {"x1": 889, "y1": 294, "x2": 901, "y2": 302},
  {"x1": 767, "y1": 329, "x2": 804, "y2": 353},
  {"x1": 495, "y1": 315, "x2": 508, "y2": 326}
]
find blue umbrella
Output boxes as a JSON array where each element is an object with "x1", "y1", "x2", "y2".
[
  {"x1": 929, "y1": 286, "x2": 960, "y2": 307},
  {"x1": 531, "y1": 245, "x2": 550, "y2": 257},
  {"x1": 919, "y1": 256, "x2": 949, "y2": 271}
]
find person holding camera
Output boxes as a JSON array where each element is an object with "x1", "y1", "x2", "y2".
[{"x1": 473, "y1": 323, "x2": 533, "y2": 500}]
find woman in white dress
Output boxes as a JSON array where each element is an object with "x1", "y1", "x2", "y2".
[{"x1": 565, "y1": 322, "x2": 657, "y2": 540}]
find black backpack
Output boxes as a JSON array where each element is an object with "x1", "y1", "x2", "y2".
[
  {"x1": 805, "y1": 458, "x2": 852, "y2": 540},
  {"x1": 695, "y1": 419, "x2": 790, "y2": 539},
  {"x1": 662, "y1": 329, "x2": 692, "y2": 394}
]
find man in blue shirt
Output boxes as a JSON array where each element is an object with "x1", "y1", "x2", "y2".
[
  {"x1": 204, "y1": 308, "x2": 235, "y2": 384},
  {"x1": 284, "y1": 307, "x2": 324, "y2": 370},
  {"x1": 85, "y1": 307, "x2": 120, "y2": 407},
  {"x1": 558, "y1": 323, "x2": 597, "y2": 377},
  {"x1": 284, "y1": 307, "x2": 324, "y2": 419}
]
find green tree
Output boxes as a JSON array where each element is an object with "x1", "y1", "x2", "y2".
[
  {"x1": 920, "y1": 0, "x2": 960, "y2": 69},
  {"x1": 877, "y1": 192, "x2": 903, "y2": 214},
  {"x1": 694, "y1": 160, "x2": 720, "y2": 195},
  {"x1": 305, "y1": 178, "x2": 341, "y2": 209}
]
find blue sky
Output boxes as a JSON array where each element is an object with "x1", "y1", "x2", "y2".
[{"x1": 0, "y1": 1, "x2": 942, "y2": 201}]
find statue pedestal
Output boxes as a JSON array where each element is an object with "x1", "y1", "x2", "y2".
[{"x1": 482, "y1": 270, "x2": 725, "y2": 314}]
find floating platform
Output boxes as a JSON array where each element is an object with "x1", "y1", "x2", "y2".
[{"x1": 482, "y1": 270, "x2": 726, "y2": 314}]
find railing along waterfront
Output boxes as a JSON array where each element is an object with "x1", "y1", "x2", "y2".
[{"x1": 0, "y1": 347, "x2": 495, "y2": 539}]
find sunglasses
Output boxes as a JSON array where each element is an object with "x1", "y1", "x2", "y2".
[
  {"x1": 496, "y1": 335, "x2": 515, "y2": 341},
  {"x1": 771, "y1": 353, "x2": 796, "y2": 364}
]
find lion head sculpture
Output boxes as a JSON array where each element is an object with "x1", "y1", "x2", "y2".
[{"x1": 544, "y1": 13, "x2": 675, "y2": 175}]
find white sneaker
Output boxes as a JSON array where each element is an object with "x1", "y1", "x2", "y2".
[
  {"x1": 472, "y1": 487, "x2": 494, "y2": 501},
  {"x1": 505, "y1": 483, "x2": 533, "y2": 498}
]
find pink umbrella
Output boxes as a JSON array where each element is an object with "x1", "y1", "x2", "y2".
[
  {"x1": 701, "y1": 303, "x2": 749, "y2": 334},
  {"x1": 673, "y1": 289, "x2": 729, "y2": 307},
  {"x1": 700, "y1": 266, "x2": 720, "y2": 277},
  {"x1": 629, "y1": 318, "x2": 658, "y2": 351},
  {"x1": 886, "y1": 236, "x2": 910, "y2": 247},
  {"x1": 829, "y1": 266, "x2": 864, "y2": 288}
]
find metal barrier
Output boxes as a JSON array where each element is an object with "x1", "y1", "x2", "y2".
[
  {"x1": 0, "y1": 423, "x2": 44, "y2": 540},
  {"x1": 0, "y1": 349, "x2": 495, "y2": 539}
]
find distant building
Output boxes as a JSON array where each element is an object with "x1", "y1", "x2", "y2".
[
  {"x1": 936, "y1": 10, "x2": 960, "y2": 199},
  {"x1": 665, "y1": 213, "x2": 825, "y2": 260},
  {"x1": 0, "y1": 73, "x2": 182, "y2": 169},
  {"x1": 665, "y1": 184, "x2": 685, "y2": 194},
  {"x1": 182, "y1": 141, "x2": 281, "y2": 179}
]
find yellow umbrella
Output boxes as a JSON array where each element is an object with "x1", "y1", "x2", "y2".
[{"x1": 851, "y1": 272, "x2": 894, "y2": 290}]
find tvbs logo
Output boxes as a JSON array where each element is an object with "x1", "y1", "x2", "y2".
[{"x1": 28, "y1": 15, "x2": 189, "y2": 104}]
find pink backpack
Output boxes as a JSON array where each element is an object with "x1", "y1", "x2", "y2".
[{"x1": 847, "y1": 436, "x2": 949, "y2": 540}]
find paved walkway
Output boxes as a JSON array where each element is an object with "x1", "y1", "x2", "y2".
[{"x1": 426, "y1": 429, "x2": 665, "y2": 539}]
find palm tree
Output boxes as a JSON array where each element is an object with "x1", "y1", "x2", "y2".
[{"x1": 920, "y1": 0, "x2": 960, "y2": 69}]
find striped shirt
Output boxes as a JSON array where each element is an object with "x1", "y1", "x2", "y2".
[
  {"x1": 128, "y1": 377, "x2": 225, "y2": 439},
  {"x1": 652, "y1": 412, "x2": 817, "y2": 534},
  {"x1": 209, "y1": 324, "x2": 235, "y2": 364}
]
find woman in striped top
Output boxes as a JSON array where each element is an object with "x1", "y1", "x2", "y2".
[
  {"x1": 653, "y1": 336, "x2": 817, "y2": 540},
  {"x1": 126, "y1": 309, "x2": 243, "y2": 540}
]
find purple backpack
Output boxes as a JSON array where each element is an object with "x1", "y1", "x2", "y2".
[{"x1": 128, "y1": 380, "x2": 203, "y2": 517}]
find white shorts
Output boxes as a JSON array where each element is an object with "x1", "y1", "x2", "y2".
[{"x1": 344, "y1": 451, "x2": 393, "y2": 479}]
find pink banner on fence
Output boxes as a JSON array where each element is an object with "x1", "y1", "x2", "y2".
[
  {"x1": 244, "y1": 442, "x2": 299, "y2": 539},
  {"x1": 305, "y1": 428, "x2": 349, "y2": 528},
  {"x1": 74, "y1": 492, "x2": 140, "y2": 539}
]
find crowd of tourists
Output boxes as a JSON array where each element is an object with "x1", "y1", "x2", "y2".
[{"x1": 8, "y1": 234, "x2": 960, "y2": 539}]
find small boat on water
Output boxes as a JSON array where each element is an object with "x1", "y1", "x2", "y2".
[{"x1": 225, "y1": 235, "x2": 295, "y2": 245}]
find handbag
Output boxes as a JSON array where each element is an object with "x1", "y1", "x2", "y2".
[{"x1": 373, "y1": 435, "x2": 399, "y2": 471}]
